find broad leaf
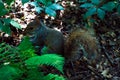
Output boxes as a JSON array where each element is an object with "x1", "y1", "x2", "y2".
[
  {"x1": 2, "y1": 25, "x2": 11, "y2": 35},
  {"x1": 37, "y1": 0, "x2": 45, "y2": 4},
  {"x1": 0, "y1": 9, "x2": 8, "y2": 16},
  {"x1": 45, "y1": 7, "x2": 56, "y2": 17},
  {"x1": 0, "y1": 2, "x2": 8, "y2": 16},
  {"x1": 10, "y1": 20, "x2": 21, "y2": 29},
  {"x1": 5, "y1": 0, "x2": 15, "y2": 5},
  {"x1": 117, "y1": 5, "x2": 120, "y2": 14},
  {"x1": 80, "y1": 3, "x2": 94, "y2": 8},
  {"x1": 22, "y1": 0, "x2": 29, "y2": 4},
  {"x1": 79, "y1": 0, "x2": 87, "y2": 2},
  {"x1": 49, "y1": 3, "x2": 64, "y2": 10},
  {"x1": 54, "y1": 0, "x2": 61, "y2": 3},
  {"x1": 0, "y1": 2, "x2": 4, "y2": 9},
  {"x1": 3, "y1": 18, "x2": 11, "y2": 25},
  {"x1": 35, "y1": 7, "x2": 43, "y2": 13},
  {"x1": 37, "y1": 0, "x2": 52, "y2": 6},
  {"x1": 97, "y1": 8, "x2": 105, "y2": 20},
  {"x1": 101, "y1": 1, "x2": 116, "y2": 11},
  {"x1": 91, "y1": 0, "x2": 100, "y2": 5},
  {"x1": 84, "y1": 7, "x2": 96, "y2": 19},
  {"x1": 0, "y1": 21, "x2": 3, "y2": 30}
]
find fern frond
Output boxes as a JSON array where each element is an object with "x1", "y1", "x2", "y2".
[
  {"x1": 0, "y1": 42, "x2": 20, "y2": 64},
  {"x1": 0, "y1": 65, "x2": 22, "y2": 80},
  {"x1": 25, "y1": 54, "x2": 65, "y2": 73},
  {"x1": 17, "y1": 36, "x2": 36, "y2": 59},
  {"x1": 44, "y1": 73, "x2": 66, "y2": 80},
  {"x1": 18, "y1": 36, "x2": 35, "y2": 51},
  {"x1": 25, "y1": 68, "x2": 44, "y2": 80}
]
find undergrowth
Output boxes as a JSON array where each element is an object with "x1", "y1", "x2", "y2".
[{"x1": 0, "y1": 37, "x2": 65, "y2": 80}]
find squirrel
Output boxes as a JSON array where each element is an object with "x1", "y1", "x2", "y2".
[
  {"x1": 23, "y1": 18, "x2": 64, "y2": 55},
  {"x1": 23, "y1": 17, "x2": 100, "y2": 63}
]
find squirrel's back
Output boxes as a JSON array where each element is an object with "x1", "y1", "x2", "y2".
[{"x1": 64, "y1": 28, "x2": 99, "y2": 62}]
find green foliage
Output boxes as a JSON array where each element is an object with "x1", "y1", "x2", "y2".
[
  {"x1": 0, "y1": 37, "x2": 65, "y2": 80},
  {"x1": 23, "y1": 0, "x2": 64, "y2": 17},
  {"x1": 25, "y1": 68, "x2": 45, "y2": 80},
  {"x1": 25, "y1": 54, "x2": 65, "y2": 73},
  {"x1": 5, "y1": 0, "x2": 15, "y2": 5},
  {"x1": 0, "y1": 18, "x2": 21, "y2": 35},
  {"x1": 0, "y1": 2, "x2": 8, "y2": 16},
  {"x1": 18, "y1": 36, "x2": 35, "y2": 51},
  {"x1": 18, "y1": 36, "x2": 36, "y2": 60},
  {"x1": 80, "y1": 0, "x2": 118, "y2": 20},
  {"x1": 44, "y1": 73, "x2": 66, "y2": 80},
  {"x1": 0, "y1": 43, "x2": 20, "y2": 64},
  {"x1": 22, "y1": 0, "x2": 29, "y2": 4},
  {"x1": 0, "y1": 65, "x2": 22, "y2": 80},
  {"x1": 117, "y1": 5, "x2": 120, "y2": 14},
  {"x1": 101, "y1": 1, "x2": 116, "y2": 11},
  {"x1": 0, "y1": 0, "x2": 21, "y2": 35},
  {"x1": 41, "y1": 46, "x2": 49, "y2": 54}
]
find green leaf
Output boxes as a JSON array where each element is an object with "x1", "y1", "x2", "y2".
[
  {"x1": 35, "y1": 7, "x2": 43, "y2": 13},
  {"x1": 37, "y1": 0, "x2": 52, "y2": 6},
  {"x1": 101, "y1": 1, "x2": 116, "y2": 11},
  {"x1": 18, "y1": 36, "x2": 34, "y2": 51},
  {"x1": 3, "y1": 18, "x2": 11, "y2": 25},
  {"x1": 0, "y1": 2, "x2": 4, "y2": 9},
  {"x1": 5, "y1": 0, "x2": 15, "y2": 5},
  {"x1": 37, "y1": 0, "x2": 46, "y2": 4},
  {"x1": 79, "y1": 0, "x2": 87, "y2": 2},
  {"x1": 25, "y1": 54, "x2": 65, "y2": 73},
  {"x1": 29, "y1": 1, "x2": 39, "y2": 7},
  {"x1": 22, "y1": 0, "x2": 29, "y2": 4},
  {"x1": 29, "y1": 1, "x2": 43, "y2": 13},
  {"x1": 54, "y1": 0, "x2": 61, "y2": 3},
  {"x1": 0, "y1": 2, "x2": 8, "y2": 16},
  {"x1": 45, "y1": 7, "x2": 56, "y2": 17},
  {"x1": 0, "y1": 21, "x2": 3, "y2": 30},
  {"x1": 117, "y1": 5, "x2": 120, "y2": 14},
  {"x1": 25, "y1": 68, "x2": 44, "y2": 80},
  {"x1": 0, "y1": 9, "x2": 8, "y2": 16},
  {"x1": 0, "y1": 18, "x2": 11, "y2": 34},
  {"x1": 0, "y1": 65, "x2": 22, "y2": 80},
  {"x1": 80, "y1": 3, "x2": 94, "y2": 8},
  {"x1": 41, "y1": 46, "x2": 49, "y2": 54},
  {"x1": 49, "y1": 3, "x2": 64, "y2": 10},
  {"x1": 44, "y1": 73, "x2": 65, "y2": 80},
  {"x1": 84, "y1": 7, "x2": 97, "y2": 19},
  {"x1": 97, "y1": 8, "x2": 105, "y2": 20},
  {"x1": 10, "y1": 20, "x2": 21, "y2": 29},
  {"x1": 91, "y1": 0, "x2": 100, "y2": 5},
  {"x1": 2, "y1": 25, "x2": 11, "y2": 35}
]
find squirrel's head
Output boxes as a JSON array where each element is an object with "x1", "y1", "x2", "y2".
[{"x1": 23, "y1": 16, "x2": 45, "y2": 36}]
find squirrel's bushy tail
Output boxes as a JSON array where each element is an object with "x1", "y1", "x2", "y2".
[{"x1": 64, "y1": 28, "x2": 100, "y2": 63}]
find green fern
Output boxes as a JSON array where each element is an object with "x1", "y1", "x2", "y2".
[
  {"x1": 0, "y1": 37, "x2": 66, "y2": 80},
  {"x1": 17, "y1": 36, "x2": 36, "y2": 59},
  {"x1": 0, "y1": 42, "x2": 20, "y2": 64},
  {"x1": 25, "y1": 54, "x2": 65, "y2": 73},
  {"x1": 24, "y1": 68, "x2": 45, "y2": 80},
  {"x1": 44, "y1": 73, "x2": 66, "y2": 80},
  {"x1": 0, "y1": 65, "x2": 22, "y2": 80}
]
